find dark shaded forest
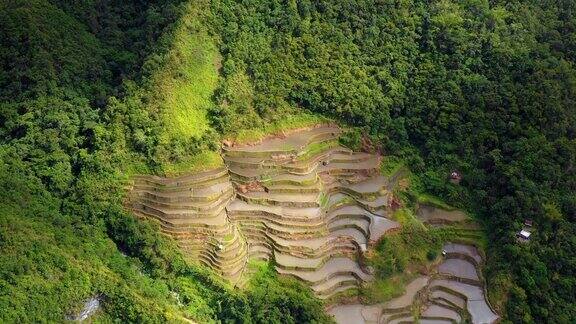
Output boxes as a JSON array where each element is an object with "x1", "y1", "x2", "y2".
[{"x1": 1, "y1": 0, "x2": 575, "y2": 323}]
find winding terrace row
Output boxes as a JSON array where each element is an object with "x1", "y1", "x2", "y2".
[
  {"x1": 329, "y1": 243, "x2": 499, "y2": 324},
  {"x1": 125, "y1": 126, "x2": 401, "y2": 297}
]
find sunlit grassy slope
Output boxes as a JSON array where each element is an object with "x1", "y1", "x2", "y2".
[
  {"x1": 162, "y1": 151, "x2": 223, "y2": 177},
  {"x1": 153, "y1": 2, "x2": 219, "y2": 141},
  {"x1": 233, "y1": 112, "x2": 331, "y2": 144}
]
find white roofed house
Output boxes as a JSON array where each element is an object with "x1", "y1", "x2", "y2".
[
  {"x1": 517, "y1": 228, "x2": 532, "y2": 243},
  {"x1": 517, "y1": 219, "x2": 535, "y2": 243},
  {"x1": 519, "y1": 230, "x2": 531, "y2": 240}
]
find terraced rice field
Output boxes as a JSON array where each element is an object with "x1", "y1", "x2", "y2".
[
  {"x1": 126, "y1": 125, "x2": 400, "y2": 294},
  {"x1": 417, "y1": 204, "x2": 469, "y2": 224},
  {"x1": 125, "y1": 125, "x2": 497, "y2": 322},
  {"x1": 328, "y1": 242, "x2": 499, "y2": 323}
]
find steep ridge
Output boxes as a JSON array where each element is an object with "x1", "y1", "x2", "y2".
[{"x1": 125, "y1": 125, "x2": 400, "y2": 295}]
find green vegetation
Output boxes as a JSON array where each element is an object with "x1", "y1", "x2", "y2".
[
  {"x1": 231, "y1": 112, "x2": 329, "y2": 145},
  {"x1": 235, "y1": 129, "x2": 266, "y2": 145},
  {"x1": 392, "y1": 208, "x2": 426, "y2": 228},
  {"x1": 375, "y1": 213, "x2": 438, "y2": 275},
  {"x1": 319, "y1": 192, "x2": 330, "y2": 209},
  {"x1": 361, "y1": 274, "x2": 413, "y2": 303},
  {"x1": 338, "y1": 128, "x2": 363, "y2": 151},
  {"x1": 364, "y1": 205, "x2": 486, "y2": 303},
  {"x1": 0, "y1": 1, "x2": 333, "y2": 322},
  {"x1": 0, "y1": 149, "x2": 234, "y2": 322},
  {"x1": 161, "y1": 151, "x2": 223, "y2": 177},
  {"x1": 417, "y1": 193, "x2": 456, "y2": 211},
  {"x1": 212, "y1": 0, "x2": 576, "y2": 323},
  {"x1": 152, "y1": 2, "x2": 219, "y2": 141},
  {"x1": 2, "y1": 0, "x2": 576, "y2": 322},
  {"x1": 297, "y1": 140, "x2": 338, "y2": 162},
  {"x1": 246, "y1": 261, "x2": 333, "y2": 324},
  {"x1": 380, "y1": 156, "x2": 405, "y2": 177}
]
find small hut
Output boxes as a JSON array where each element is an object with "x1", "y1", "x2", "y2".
[
  {"x1": 449, "y1": 171, "x2": 462, "y2": 184},
  {"x1": 518, "y1": 229, "x2": 532, "y2": 241}
]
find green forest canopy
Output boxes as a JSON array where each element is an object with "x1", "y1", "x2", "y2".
[{"x1": 1, "y1": 0, "x2": 575, "y2": 323}]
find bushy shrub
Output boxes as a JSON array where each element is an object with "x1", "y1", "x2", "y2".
[{"x1": 339, "y1": 128, "x2": 363, "y2": 151}]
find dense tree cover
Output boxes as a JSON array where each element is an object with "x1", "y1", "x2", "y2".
[
  {"x1": 246, "y1": 262, "x2": 331, "y2": 324},
  {"x1": 0, "y1": 0, "x2": 186, "y2": 103},
  {"x1": 209, "y1": 0, "x2": 576, "y2": 322},
  {"x1": 2, "y1": 0, "x2": 576, "y2": 322},
  {"x1": 0, "y1": 0, "x2": 331, "y2": 322}
]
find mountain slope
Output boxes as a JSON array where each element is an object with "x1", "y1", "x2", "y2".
[
  {"x1": 1, "y1": 0, "x2": 575, "y2": 322},
  {"x1": 0, "y1": 1, "x2": 331, "y2": 322}
]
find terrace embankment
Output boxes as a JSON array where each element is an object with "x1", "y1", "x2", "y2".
[
  {"x1": 125, "y1": 125, "x2": 400, "y2": 294},
  {"x1": 328, "y1": 242, "x2": 499, "y2": 324},
  {"x1": 126, "y1": 125, "x2": 497, "y2": 323},
  {"x1": 127, "y1": 167, "x2": 249, "y2": 284},
  {"x1": 326, "y1": 199, "x2": 498, "y2": 324}
]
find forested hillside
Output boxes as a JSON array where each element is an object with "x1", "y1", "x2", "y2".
[
  {"x1": 1, "y1": 0, "x2": 575, "y2": 323},
  {"x1": 0, "y1": 0, "x2": 330, "y2": 322},
  {"x1": 208, "y1": 1, "x2": 576, "y2": 322}
]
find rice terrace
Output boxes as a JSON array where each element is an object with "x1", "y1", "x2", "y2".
[
  {"x1": 1, "y1": 0, "x2": 575, "y2": 323},
  {"x1": 126, "y1": 125, "x2": 498, "y2": 323}
]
